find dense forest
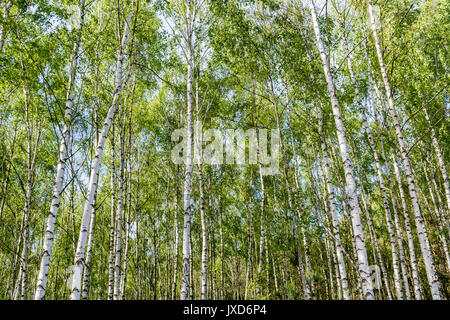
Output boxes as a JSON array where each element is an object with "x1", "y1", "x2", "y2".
[{"x1": 0, "y1": 0, "x2": 448, "y2": 301}]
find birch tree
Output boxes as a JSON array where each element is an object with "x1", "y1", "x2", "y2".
[
  {"x1": 367, "y1": 0, "x2": 442, "y2": 300},
  {"x1": 70, "y1": 1, "x2": 134, "y2": 299},
  {"x1": 308, "y1": 0, "x2": 374, "y2": 300},
  {"x1": 34, "y1": 0, "x2": 86, "y2": 300}
]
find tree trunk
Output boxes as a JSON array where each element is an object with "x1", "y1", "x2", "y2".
[
  {"x1": 270, "y1": 82, "x2": 310, "y2": 299},
  {"x1": 119, "y1": 99, "x2": 134, "y2": 300},
  {"x1": 318, "y1": 107, "x2": 350, "y2": 300},
  {"x1": 423, "y1": 106, "x2": 450, "y2": 214},
  {"x1": 34, "y1": 0, "x2": 86, "y2": 300},
  {"x1": 368, "y1": 0, "x2": 442, "y2": 299},
  {"x1": 345, "y1": 42, "x2": 402, "y2": 299},
  {"x1": 172, "y1": 166, "x2": 179, "y2": 299},
  {"x1": 309, "y1": 0, "x2": 374, "y2": 299},
  {"x1": 13, "y1": 82, "x2": 41, "y2": 300},
  {"x1": 113, "y1": 104, "x2": 125, "y2": 300},
  {"x1": 81, "y1": 199, "x2": 96, "y2": 300},
  {"x1": 392, "y1": 152, "x2": 422, "y2": 299},
  {"x1": 0, "y1": 0, "x2": 12, "y2": 53},
  {"x1": 108, "y1": 124, "x2": 117, "y2": 300},
  {"x1": 180, "y1": 0, "x2": 195, "y2": 300},
  {"x1": 70, "y1": 4, "x2": 133, "y2": 299},
  {"x1": 421, "y1": 158, "x2": 450, "y2": 272}
]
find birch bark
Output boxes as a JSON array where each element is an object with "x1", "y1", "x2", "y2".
[
  {"x1": 108, "y1": 127, "x2": 116, "y2": 300},
  {"x1": 34, "y1": 0, "x2": 86, "y2": 300},
  {"x1": 13, "y1": 80, "x2": 41, "y2": 300},
  {"x1": 81, "y1": 53, "x2": 101, "y2": 301},
  {"x1": 308, "y1": 0, "x2": 374, "y2": 299},
  {"x1": 318, "y1": 107, "x2": 350, "y2": 300},
  {"x1": 119, "y1": 101, "x2": 134, "y2": 300},
  {"x1": 180, "y1": 0, "x2": 195, "y2": 300},
  {"x1": 270, "y1": 83, "x2": 310, "y2": 299},
  {"x1": 172, "y1": 166, "x2": 179, "y2": 299},
  {"x1": 345, "y1": 41, "x2": 402, "y2": 299},
  {"x1": 392, "y1": 153, "x2": 422, "y2": 299},
  {"x1": 113, "y1": 104, "x2": 125, "y2": 300},
  {"x1": 0, "y1": 0, "x2": 12, "y2": 53},
  {"x1": 423, "y1": 107, "x2": 450, "y2": 214},
  {"x1": 70, "y1": 3, "x2": 133, "y2": 299},
  {"x1": 368, "y1": 0, "x2": 442, "y2": 299}
]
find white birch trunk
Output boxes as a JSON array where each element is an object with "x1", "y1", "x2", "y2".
[
  {"x1": 34, "y1": 0, "x2": 85, "y2": 300},
  {"x1": 113, "y1": 104, "x2": 124, "y2": 300},
  {"x1": 368, "y1": 0, "x2": 442, "y2": 299},
  {"x1": 318, "y1": 108, "x2": 350, "y2": 300},
  {"x1": 392, "y1": 198, "x2": 411, "y2": 299},
  {"x1": 180, "y1": 0, "x2": 194, "y2": 300},
  {"x1": 81, "y1": 48, "x2": 101, "y2": 301},
  {"x1": 81, "y1": 199, "x2": 96, "y2": 300},
  {"x1": 119, "y1": 205, "x2": 130, "y2": 300},
  {"x1": 272, "y1": 86, "x2": 310, "y2": 299},
  {"x1": 244, "y1": 200, "x2": 253, "y2": 299},
  {"x1": 70, "y1": 5, "x2": 133, "y2": 299},
  {"x1": 392, "y1": 153, "x2": 422, "y2": 299},
  {"x1": 345, "y1": 44, "x2": 402, "y2": 299},
  {"x1": 172, "y1": 165, "x2": 179, "y2": 299},
  {"x1": 194, "y1": 71, "x2": 208, "y2": 300},
  {"x1": 108, "y1": 131, "x2": 116, "y2": 300},
  {"x1": 421, "y1": 159, "x2": 450, "y2": 272},
  {"x1": 366, "y1": 43, "x2": 421, "y2": 299},
  {"x1": 423, "y1": 107, "x2": 450, "y2": 214},
  {"x1": 308, "y1": 0, "x2": 374, "y2": 299},
  {"x1": 257, "y1": 146, "x2": 266, "y2": 296},
  {"x1": 119, "y1": 103, "x2": 133, "y2": 300},
  {"x1": 0, "y1": 0, "x2": 12, "y2": 53},
  {"x1": 14, "y1": 83, "x2": 41, "y2": 300}
]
